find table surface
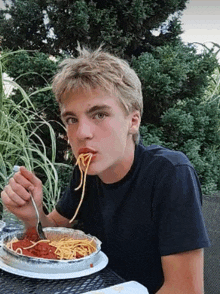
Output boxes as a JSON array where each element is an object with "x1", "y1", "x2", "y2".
[
  {"x1": 0, "y1": 266, "x2": 125, "y2": 294},
  {"x1": 0, "y1": 222, "x2": 125, "y2": 294}
]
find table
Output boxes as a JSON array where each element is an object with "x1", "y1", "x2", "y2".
[
  {"x1": 0, "y1": 222, "x2": 125, "y2": 294},
  {"x1": 0, "y1": 267, "x2": 125, "y2": 294}
]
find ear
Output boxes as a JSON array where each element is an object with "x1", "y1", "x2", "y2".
[{"x1": 129, "y1": 110, "x2": 141, "y2": 135}]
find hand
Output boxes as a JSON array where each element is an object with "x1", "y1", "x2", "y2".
[{"x1": 1, "y1": 166, "x2": 43, "y2": 227}]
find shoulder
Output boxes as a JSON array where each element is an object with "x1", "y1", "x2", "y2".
[{"x1": 137, "y1": 144, "x2": 193, "y2": 168}]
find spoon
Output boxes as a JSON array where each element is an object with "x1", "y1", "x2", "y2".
[{"x1": 12, "y1": 166, "x2": 46, "y2": 240}]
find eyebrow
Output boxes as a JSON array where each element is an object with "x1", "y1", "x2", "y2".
[
  {"x1": 86, "y1": 104, "x2": 112, "y2": 114},
  {"x1": 61, "y1": 104, "x2": 112, "y2": 119}
]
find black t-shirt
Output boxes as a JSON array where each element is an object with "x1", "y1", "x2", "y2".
[{"x1": 56, "y1": 144, "x2": 210, "y2": 294}]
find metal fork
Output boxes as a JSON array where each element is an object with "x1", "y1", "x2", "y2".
[
  {"x1": 12, "y1": 166, "x2": 46, "y2": 240},
  {"x1": 29, "y1": 193, "x2": 46, "y2": 240}
]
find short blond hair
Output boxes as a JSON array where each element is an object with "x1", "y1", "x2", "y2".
[{"x1": 52, "y1": 45, "x2": 143, "y2": 142}]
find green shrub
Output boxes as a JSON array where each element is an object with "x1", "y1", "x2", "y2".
[
  {"x1": 140, "y1": 124, "x2": 164, "y2": 146},
  {"x1": 0, "y1": 51, "x2": 71, "y2": 216},
  {"x1": 140, "y1": 94, "x2": 220, "y2": 195},
  {"x1": 132, "y1": 43, "x2": 217, "y2": 125}
]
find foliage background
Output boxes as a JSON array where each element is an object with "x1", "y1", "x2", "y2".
[
  {"x1": 0, "y1": 0, "x2": 220, "y2": 202},
  {"x1": 0, "y1": 52, "x2": 72, "y2": 216}
]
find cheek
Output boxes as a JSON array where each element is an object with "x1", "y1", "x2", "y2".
[
  {"x1": 101, "y1": 124, "x2": 129, "y2": 150},
  {"x1": 66, "y1": 130, "x2": 77, "y2": 150},
  {"x1": 103, "y1": 118, "x2": 129, "y2": 136},
  {"x1": 112, "y1": 122, "x2": 129, "y2": 140},
  {"x1": 66, "y1": 125, "x2": 77, "y2": 139}
]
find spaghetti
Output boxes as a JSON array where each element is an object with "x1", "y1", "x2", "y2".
[
  {"x1": 7, "y1": 235, "x2": 96, "y2": 260},
  {"x1": 69, "y1": 153, "x2": 93, "y2": 223},
  {"x1": 50, "y1": 237, "x2": 96, "y2": 259}
]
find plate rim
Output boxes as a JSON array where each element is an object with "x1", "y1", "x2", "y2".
[{"x1": 0, "y1": 250, "x2": 108, "y2": 279}]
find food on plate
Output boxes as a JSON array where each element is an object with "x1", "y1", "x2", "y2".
[{"x1": 6, "y1": 228, "x2": 96, "y2": 260}]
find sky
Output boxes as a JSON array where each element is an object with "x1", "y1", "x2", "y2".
[{"x1": 180, "y1": 0, "x2": 220, "y2": 50}]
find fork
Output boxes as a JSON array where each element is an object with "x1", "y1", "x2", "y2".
[
  {"x1": 12, "y1": 166, "x2": 46, "y2": 240},
  {"x1": 29, "y1": 193, "x2": 46, "y2": 240}
]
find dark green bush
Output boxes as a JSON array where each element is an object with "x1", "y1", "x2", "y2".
[
  {"x1": 132, "y1": 44, "x2": 218, "y2": 125},
  {"x1": 141, "y1": 95, "x2": 220, "y2": 195}
]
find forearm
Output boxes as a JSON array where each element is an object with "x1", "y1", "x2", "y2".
[
  {"x1": 156, "y1": 284, "x2": 173, "y2": 294},
  {"x1": 156, "y1": 284, "x2": 190, "y2": 294},
  {"x1": 156, "y1": 283, "x2": 203, "y2": 294},
  {"x1": 39, "y1": 210, "x2": 58, "y2": 227},
  {"x1": 40, "y1": 209, "x2": 72, "y2": 228},
  {"x1": 24, "y1": 209, "x2": 57, "y2": 229}
]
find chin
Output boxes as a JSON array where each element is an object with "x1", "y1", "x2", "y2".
[
  {"x1": 85, "y1": 165, "x2": 100, "y2": 176},
  {"x1": 87, "y1": 169, "x2": 99, "y2": 176},
  {"x1": 87, "y1": 163, "x2": 106, "y2": 177}
]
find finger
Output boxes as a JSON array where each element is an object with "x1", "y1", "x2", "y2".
[
  {"x1": 7, "y1": 178, "x2": 31, "y2": 202},
  {"x1": 1, "y1": 188, "x2": 27, "y2": 207},
  {"x1": 12, "y1": 171, "x2": 35, "y2": 193},
  {"x1": 19, "y1": 166, "x2": 42, "y2": 188}
]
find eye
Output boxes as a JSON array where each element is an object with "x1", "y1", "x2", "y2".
[
  {"x1": 65, "y1": 117, "x2": 78, "y2": 125},
  {"x1": 93, "y1": 112, "x2": 108, "y2": 120}
]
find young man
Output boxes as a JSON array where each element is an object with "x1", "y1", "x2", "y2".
[{"x1": 1, "y1": 46, "x2": 210, "y2": 294}]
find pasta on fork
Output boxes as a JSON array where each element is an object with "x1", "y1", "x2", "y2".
[{"x1": 69, "y1": 153, "x2": 93, "y2": 223}]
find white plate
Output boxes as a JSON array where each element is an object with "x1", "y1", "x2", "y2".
[
  {"x1": 83, "y1": 281, "x2": 149, "y2": 294},
  {"x1": 0, "y1": 221, "x2": 5, "y2": 232},
  {"x1": 0, "y1": 250, "x2": 108, "y2": 279}
]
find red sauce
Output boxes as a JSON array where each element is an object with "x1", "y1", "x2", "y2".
[
  {"x1": 12, "y1": 227, "x2": 58, "y2": 259},
  {"x1": 24, "y1": 227, "x2": 41, "y2": 242},
  {"x1": 11, "y1": 228, "x2": 93, "y2": 260}
]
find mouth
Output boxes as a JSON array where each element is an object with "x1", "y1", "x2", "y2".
[
  {"x1": 78, "y1": 147, "x2": 97, "y2": 156},
  {"x1": 78, "y1": 148, "x2": 97, "y2": 164}
]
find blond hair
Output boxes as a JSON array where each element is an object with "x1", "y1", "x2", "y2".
[{"x1": 52, "y1": 45, "x2": 143, "y2": 142}]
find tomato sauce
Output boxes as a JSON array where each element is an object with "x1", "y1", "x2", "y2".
[{"x1": 12, "y1": 227, "x2": 58, "y2": 259}]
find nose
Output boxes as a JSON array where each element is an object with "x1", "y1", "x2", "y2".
[{"x1": 76, "y1": 120, "x2": 93, "y2": 140}]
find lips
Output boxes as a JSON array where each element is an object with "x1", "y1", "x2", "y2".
[
  {"x1": 78, "y1": 147, "x2": 97, "y2": 156},
  {"x1": 78, "y1": 148, "x2": 97, "y2": 164}
]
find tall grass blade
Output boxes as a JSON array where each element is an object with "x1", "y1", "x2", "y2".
[
  {"x1": 0, "y1": 51, "x2": 71, "y2": 216},
  {"x1": 0, "y1": 60, "x2": 3, "y2": 126}
]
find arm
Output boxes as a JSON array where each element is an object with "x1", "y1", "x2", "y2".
[
  {"x1": 156, "y1": 249, "x2": 204, "y2": 294},
  {"x1": 42, "y1": 209, "x2": 72, "y2": 228}
]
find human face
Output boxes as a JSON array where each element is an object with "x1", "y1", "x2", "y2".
[{"x1": 60, "y1": 88, "x2": 140, "y2": 183}]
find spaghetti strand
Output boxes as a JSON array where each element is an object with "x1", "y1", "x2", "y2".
[{"x1": 69, "y1": 153, "x2": 93, "y2": 223}]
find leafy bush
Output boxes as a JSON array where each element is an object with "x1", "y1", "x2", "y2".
[
  {"x1": 140, "y1": 93, "x2": 220, "y2": 195},
  {"x1": 0, "y1": 52, "x2": 71, "y2": 216},
  {"x1": 140, "y1": 43, "x2": 220, "y2": 196},
  {"x1": 2, "y1": 50, "x2": 68, "y2": 163},
  {"x1": 140, "y1": 124, "x2": 164, "y2": 146},
  {"x1": 167, "y1": 97, "x2": 220, "y2": 195},
  {"x1": 132, "y1": 43, "x2": 218, "y2": 125}
]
